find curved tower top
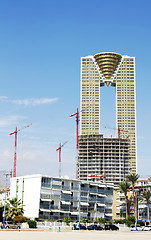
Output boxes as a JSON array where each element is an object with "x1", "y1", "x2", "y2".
[{"x1": 94, "y1": 52, "x2": 122, "y2": 83}]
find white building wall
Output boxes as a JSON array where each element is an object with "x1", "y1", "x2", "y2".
[{"x1": 10, "y1": 175, "x2": 42, "y2": 219}]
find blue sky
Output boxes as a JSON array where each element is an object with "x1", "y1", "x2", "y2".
[{"x1": 0, "y1": 0, "x2": 151, "y2": 179}]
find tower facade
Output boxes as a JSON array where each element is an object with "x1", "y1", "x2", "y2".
[{"x1": 80, "y1": 52, "x2": 136, "y2": 174}]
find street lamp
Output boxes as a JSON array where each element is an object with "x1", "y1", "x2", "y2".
[
  {"x1": 78, "y1": 181, "x2": 81, "y2": 230},
  {"x1": 134, "y1": 189, "x2": 139, "y2": 231},
  {"x1": 3, "y1": 172, "x2": 11, "y2": 229}
]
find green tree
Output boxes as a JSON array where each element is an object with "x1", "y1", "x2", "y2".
[
  {"x1": 140, "y1": 190, "x2": 151, "y2": 220},
  {"x1": 80, "y1": 218, "x2": 87, "y2": 224},
  {"x1": 0, "y1": 206, "x2": 3, "y2": 222},
  {"x1": 119, "y1": 181, "x2": 131, "y2": 218},
  {"x1": 126, "y1": 173, "x2": 139, "y2": 215},
  {"x1": 5, "y1": 198, "x2": 24, "y2": 221},
  {"x1": 63, "y1": 216, "x2": 71, "y2": 225},
  {"x1": 126, "y1": 215, "x2": 135, "y2": 227}
]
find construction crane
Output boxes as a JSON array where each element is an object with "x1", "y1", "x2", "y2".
[
  {"x1": 9, "y1": 123, "x2": 32, "y2": 178},
  {"x1": 70, "y1": 108, "x2": 79, "y2": 150},
  {"x1": 56, "y1": 141, "x2": 68, "y2": 178},
  {"x1": 103, "y1": 125, "x2": 128, "y2": 138},
  {"x1": 70, "y1": 108, "x2": 80, "y2": 180}
]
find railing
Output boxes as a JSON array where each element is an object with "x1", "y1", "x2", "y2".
[
  {"x1": 51, "y1": 195, "x2": 60, "y2": 200},
  {"x1": 71, "y1": 196, "x2": 78, "y2": 201},
  {"x1": 97, "y1": 198, "x2": 104, "y2": 203},
  {"x1": 70, "y1": 207, "x2": 78, "y2": 211},
  {"x1": 97, "y1": 207, "x2": 104, "y2": 211},
  {"x1": 41, "y1": 183, "x2": 51, "y2": 188},
  {"x1": 40, "y1": 194, "x2": 51, "y2": 199},
  {"x1": 52, "y1": 185, "x2": 61, "y2": 189},
  {"x1": 81, "y1": 197, "x2": 88, "y2": 201},
  {"x1": 60, "y1": 206, "x2": 70, "y2": 211},
  {"x1": 61, "y1": 196, "x2": 71, "y2": 201},
  {"x1": 62, "y1": 185, "x2": 71, "y2": 190},
  {"x1": 50, "y1": 206, "x2": 60, "y2": 210},
  {"x1": 81, "y1": 187, "x2": 89, "y2": 192},
  {"x1": 40, "y1": 204, "x2": 49, "y2": 209},
  {"x1": 71, "y1": 186, "x2": 79, "y2": 191},
  {"x1": 89, "y1": 188, "x2": 97, "y2": 193}
]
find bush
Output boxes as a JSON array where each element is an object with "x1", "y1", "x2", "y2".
[
  {"x1": 27, "y1": 220, "x2": 37, "y2": 228},
  {"x1": 57, "y1": 219, "x2": 63, "y2": 222},
  {"x1": 80, "y1": 218, "x2": 87, "y2": 224},
  {"x1": 113, "y1": 219, "x2": 127, "y2": 224},
  {"x1": 126, "y1": 215, "x2": 135, "y2": 227},
  {"x1": 13, "y1": 216, "x2": 29, "y2": 223},
  {"x1": 47, "y1": 219, "x2": 54, "y2": 222},
  {"x1": 97, "y1": 217, "x2": 107, "y2": 224},
  {"x1": 0, "y1": 206, "x2": 3, "y2": 222},
  {"x1": 63, "y1": 216, "x2": 71, "y2": 225}
]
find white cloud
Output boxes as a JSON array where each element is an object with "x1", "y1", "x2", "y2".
[
  {"x1": 0, "y1": 115, "x2": 26, "y2": 128},
  {"x1": 0, "y1": 96, "x2": 59, "y2": 106},
  {"x1": 0, "y1": 96, "x2": 8, "y2": 100}
]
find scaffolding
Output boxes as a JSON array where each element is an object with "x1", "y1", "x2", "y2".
[{"x1": 78, "y1": 134, "x2": 130, "y2": 186}]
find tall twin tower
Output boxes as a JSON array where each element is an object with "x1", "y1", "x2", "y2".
[{"x1": 78, "y1": 52, "x2": 136, "y2": 185}]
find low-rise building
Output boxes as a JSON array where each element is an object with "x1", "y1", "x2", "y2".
[
  {"x1": 10, "y1": 174, "x2": 114, "y2": 221},
  {"x1": 113, "y1": 179, "x2": 151, "y2": 220}
]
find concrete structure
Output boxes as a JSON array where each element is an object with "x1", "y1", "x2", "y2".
[
  {"x1": 78, "y1": 134, "x2": 130, "y2": 185},
  {"x1": 10, "y1": 174, "x2": 114, "y2": 221},
  {"x1": 80, "y1": 52, "x2": 136, "y2": 174}
]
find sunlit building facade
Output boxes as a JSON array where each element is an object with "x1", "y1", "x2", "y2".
[{"x1": 80, "y1": 52, "x2": 136, "y2": 174}]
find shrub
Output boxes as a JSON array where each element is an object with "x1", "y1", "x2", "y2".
[
  {"x1": 80, "y1": 218, "x2": 87, "y2": 224},
  {"x1": 63, "y1": 216, "x2": 71, "y2": 225},
  {"x1": 57, "y1": 219, "x2": 63, "y2": 222},
  {"x1": 47, "y1": 219, "x2": 54, "y2": 222},
  {"x1": 13, "y1": 216, "x2": 29, "y2": 223},
  {"x1": 27, "y1": 219, "x2": 37, "y2": 228},
  {"x1": 113, "y1": 219, "x2": 127, "y2": 224},
  {"x1": 97, "y1": 217, "x2": 107, "y2": 224},
  {"x1": 126, "y1": 215, "x2": 135, "y2": 227}
]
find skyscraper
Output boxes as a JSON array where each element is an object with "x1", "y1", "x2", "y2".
[{"x1": 80, "y1": 52, "x2": 136, "y2": 174}]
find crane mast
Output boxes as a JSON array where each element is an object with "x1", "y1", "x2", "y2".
[{"x1": 10, "y1": 123, "x2": 32, "y2": 177}]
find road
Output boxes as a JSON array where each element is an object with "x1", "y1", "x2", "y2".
[{"x1": 0, "y1": 230, "x2": 151, "y2": 240}]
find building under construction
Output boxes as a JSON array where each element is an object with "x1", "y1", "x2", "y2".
[{"x1": 78, "y1": 134, "x2": 130, "y2": 186}]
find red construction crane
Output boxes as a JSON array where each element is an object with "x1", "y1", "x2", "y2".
[
  {"x1": 70, "y1": 108, "x2": 79, "y2": 150},
  {"x1": 56, "y1": 141, "x2": 68, "y2": 178},
  {"x1": 70, "y1": 108, "x2": 80, "y2": 180},
  {"x1": 103, "y1": 125, "x2": 128, "y2": 138},
  {"x1": 9, "y1": 123, "x2": 32, "y2": 177}
]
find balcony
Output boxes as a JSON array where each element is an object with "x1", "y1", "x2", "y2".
[
  {"x1": 40, "y1": 194, "x2": 51, "y2": 200},
  {"x1": 41, "y1": 183, "x2": 51, "y2": 188},
  {"x1": 71, "y1": 186, "x2": 79, "y2": 191},
  {"x1": 71, "y1": 196, "x2": 78, "y2": 201},
  {"x1": 62, "y1": 185, "x2": 71, "y2": 191}
]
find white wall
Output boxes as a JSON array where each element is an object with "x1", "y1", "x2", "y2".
[{"x1": 10, "y1": 175, "x2": 42, "y2": 219}]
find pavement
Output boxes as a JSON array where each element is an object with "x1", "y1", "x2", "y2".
[{"x1": 0, "y1": 230, "x2": 151, "y2": 240}]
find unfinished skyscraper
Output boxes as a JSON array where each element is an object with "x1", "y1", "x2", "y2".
[{"x1": 78, "y1": 52, "x2": 136, "y2": 183}]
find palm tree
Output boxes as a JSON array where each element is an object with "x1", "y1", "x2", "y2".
[
  {"x1": 119, "y1": 181, "x2": 131, "y2": 218},
  {"x1": 5, "y1": 198, "x2": 24, "y2": 221},
  {"x1": 126, "y1": 173, "x2": 139, "y2": 215},
  {"x1": 141, "y1": 190, "x2": 151, "y2": 220}
]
